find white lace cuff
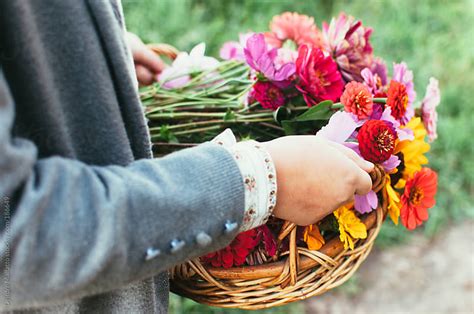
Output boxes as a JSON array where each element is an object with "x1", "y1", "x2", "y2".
[{"x1": 212, "y1": 129, "x2": 277, "y2": 232}]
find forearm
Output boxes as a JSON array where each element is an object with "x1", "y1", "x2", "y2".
[
  {"x1": 0, "y1": 67, "x2": 245, "y2": 309},
  {"x1": 0, "y1": 143, "x2": 244, "y2": 310}
]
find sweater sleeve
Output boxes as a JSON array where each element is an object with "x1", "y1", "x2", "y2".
[{"x1": 0, "y1": 69, "x2": 245, "y2": 310}]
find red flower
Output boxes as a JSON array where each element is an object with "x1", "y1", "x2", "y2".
[
  {"x1": 341, "y1": 81, "x2": 373, "y2": 119},
  {"x1": 357, "y1": 120, "x2": 398, "y2": 163},
  {"x1": 200, "y1": 229, "x2": 258, "y2": 268},
  {"x1": 387, "y1": 80, "x2": 409, "y2": 122},
  {"x1": 400, "y1": 168, "x2": 438, "y2": 230},
  {"x1": 295, "y1": 45, "x2": 344, "y2": 106},
  {"x1": 251, "y1": 81, "x2": 286, "y2": 110},
  {"x1": 257, "y1": 225, "x2": 277, "y2": 256}
]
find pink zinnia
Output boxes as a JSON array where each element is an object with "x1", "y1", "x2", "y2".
[
  {"x1": 421, "y1": 78, "x2": 441, "y2": 142},
  {"x1": 295, "y1": 45, "x2": 344, "y2": 106},
  {"x1": 264, "y1": 12, "x2": 324, "y2": 48},
  {"x1": 341, "y1": 81, "x2": 373, "y2": 119},
  {"x1": 251, "y1": 81, "x2": 286, "y2": 110},
  {"x1": 322, "y1": 13, "x2": 374, "y2": 82}
]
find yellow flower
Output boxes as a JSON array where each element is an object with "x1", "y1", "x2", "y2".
[
  {"x1": 384, "y1": 174, "x2": 402, "y2": 225},
  {"x1": 395, "y1": 117, "x2": 430, "y2": 184},
  {"x1": 334, "y1": 204, "x2": 367, "y2": 250},
  {"x1": 303, "y1": 224, "x2": 325, "y2": 250}
]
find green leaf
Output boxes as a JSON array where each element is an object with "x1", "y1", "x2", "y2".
[
  {"x1": 281, "y1": 119, "x2": 330, "y2": 136},
  {"x1": 281, "y1": 120, "x2": 298, "y2": 135},
  {"x1": 293, "y1": 100, "x2": 333, "y2": 122},
  {"x1": 223, "y1": 108, "x2": 236, "y2": 121},
  {"x1": 159, "y1": 125, "x2": 179, "y2": 143}
]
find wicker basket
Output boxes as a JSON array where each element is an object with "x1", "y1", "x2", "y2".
[
  {"x1": 149, "y1": 45, "x2": 388, "y2": 310},
  {"x1": 169, "y1": 166, "x2": 387, "y2": 310}
]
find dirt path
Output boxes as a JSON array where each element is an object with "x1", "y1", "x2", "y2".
[{"x1": 305, "y1": 221, "x2": 474, "y2": 314}]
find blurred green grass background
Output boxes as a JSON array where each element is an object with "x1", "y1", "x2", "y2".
[{"x1": 123, "y1": 0, "x2": 474, "y2": 313}]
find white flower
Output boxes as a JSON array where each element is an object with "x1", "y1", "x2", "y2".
[{"x1": 158, "y1": 43, "x2": 219, "y2": 89}]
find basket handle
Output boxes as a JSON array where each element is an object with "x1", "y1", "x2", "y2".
[{"x1": 147, "y1": 43, "x2": 180, "y2": 60}]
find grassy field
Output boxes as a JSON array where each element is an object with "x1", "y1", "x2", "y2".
[{"x1": 123, "y1": 0, "x2": 474, "y2": 313}]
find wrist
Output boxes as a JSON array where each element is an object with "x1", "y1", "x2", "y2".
[{"x1": 213, "y1": 130, "x2": 277, "y2": 231}]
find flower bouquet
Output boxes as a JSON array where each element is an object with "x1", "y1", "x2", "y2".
[{"x1": 141, "y1": 12, "x2": 440, "y2": 309}]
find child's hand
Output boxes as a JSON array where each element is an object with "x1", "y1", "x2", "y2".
[
  {"x1": 263, "y1": 136, "x2": 374, "y2": 226},
  {"x1": 126, "y1": 32, "x2": 165, "y2": 86}
]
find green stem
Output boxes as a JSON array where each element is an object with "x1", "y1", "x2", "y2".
[
  {"x1": 149, "y1": 117, "x2": 275, "y2": 133},
  {"x1": 147, "y1": 111, "x2": 274, "y2": 120},
  {"x1": 290, "y1": 106, "x2": 312, "y2": 111},
  {"x1": 148, "y1": 112, "x2": 227, "y2": 119},
  {"x1": 173, "y1": 125, "x2": 223, "y2": 135},
  {"x1": 331, "y1": 103, "x2": 344, "y2": 110},
  {"x1": 373, "y1": 98, "x2": 387, "y2": 104},
  {"x1": 145, "y1": 101, "x2": 240, "y2": 115},
  {"x1": 259, "y1": 122, "x2": 285, "y2": 131}
]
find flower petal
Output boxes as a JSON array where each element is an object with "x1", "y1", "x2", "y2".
[
  {"x1": 381, "y1": 155, "x2": 401, "y2": 173},
  {"x1": 317, "y1": 111, "x2": 359, "y2": 143},
  {"x1": 354, "y1": 190, "x2": 378, "y2": 214},
  {"x1": 190, "y1": 43, "x2": 206, "y2": 58}
]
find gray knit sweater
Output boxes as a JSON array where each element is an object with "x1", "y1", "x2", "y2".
[{"x1": 0, "y1": 1, "x2": 245, "y2": 313}]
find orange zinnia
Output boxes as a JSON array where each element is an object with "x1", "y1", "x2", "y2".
[
  {"x1": 303, "y1": 224, "x2": 325, "y2": 250},
  {"x1": 400, "y1": 168, "x2": 438, "y2": 230},
  {"x1": 341, "y1": 81, "x2": 374, "y2": 119},
  {"x1": 386, "y1": 80, "x2": 409, "y2": 123}
]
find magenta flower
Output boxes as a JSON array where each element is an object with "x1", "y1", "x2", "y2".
[
  {"x1": 421, "y1": 78, "x2": 441, "y2": 142},
  {"x1": 295, "y1": 45, "x2": 344, "y2": 105},
  {"x1": 251, "y1": 81, "x2": 286, "y2": 110},
  {"x1": 322, "y1": 13, "x2": 374, "y2": 82},
  {"x1": 244, "y1": 33, "x2": 296, "y2": 84}
]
